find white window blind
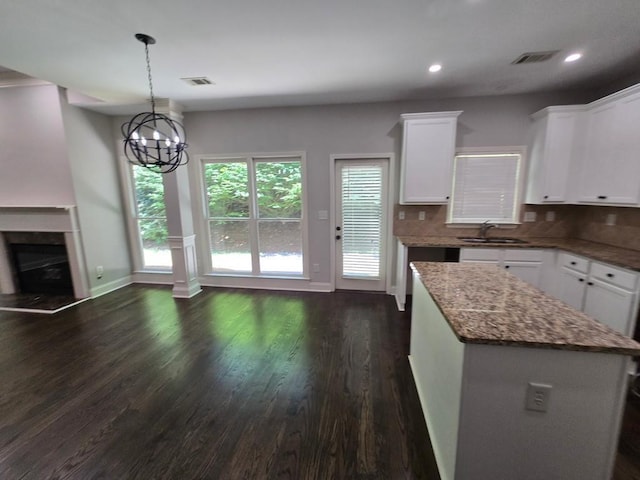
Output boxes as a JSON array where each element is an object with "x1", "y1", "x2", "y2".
[
  {"x1": 341, "y1": 165, "x2": 382, "y2": 278},
  {"x1": 448, "y1": 153, "x2": 521, "y2": 224}
]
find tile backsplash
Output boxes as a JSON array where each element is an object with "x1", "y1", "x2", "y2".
[
  {"x1": 394, "y1": 204, "x2": 640, "y2": 251},
  {"x1": 573, "y1": 205, "x2": 640, "y2": 251}
]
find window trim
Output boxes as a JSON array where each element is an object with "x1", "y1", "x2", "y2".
[
  {"x1": 446, "y1": 146, "x2": 527, "y2": 226},
  {"x1": 196, "y1": 151, "x2": 309, "y2": 279}
]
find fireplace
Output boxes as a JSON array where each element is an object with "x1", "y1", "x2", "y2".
[
  {"x1": 9, "y1": 243, "x2": 73, "y2": 295},
  {"x1": 0, "y1": 206, "x2": 89, "y2": 299}
]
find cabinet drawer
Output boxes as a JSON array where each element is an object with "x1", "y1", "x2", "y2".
[
  {"x1": 558, "y1": 252, "x2": 589, "y2": 273},
  {"x1": 589, "y1": 262, "x2": 638, "y2": 291},
  {"x1": 503, "y1": 249, "x2": 544, "y2": 262},
  {"x1": 460, "y1": 248, "x2": 501, "y2": 262}
]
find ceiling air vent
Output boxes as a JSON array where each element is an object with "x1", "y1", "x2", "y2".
[
  {"x1": 181, "y1": 77, "x2": 214, "y2": 86},
  {"x1": 511, "y1": 51, "x2": 559, "y2": 65}
]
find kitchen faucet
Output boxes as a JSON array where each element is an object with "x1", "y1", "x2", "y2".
[{"x1": 478, "y1": 220, "x2": 497, "y2": 238}]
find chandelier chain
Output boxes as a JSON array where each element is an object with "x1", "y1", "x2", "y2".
[
  {"x1": 143, "y1": 41, "x2": 156, "y2": 114},
  {"x1": 122, "y1": 33, "x2": 189, "y2": 173}
]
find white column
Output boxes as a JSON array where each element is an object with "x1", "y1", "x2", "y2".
[{"x1": 159, "y1": 100, "x2": 202, "y2": 298}]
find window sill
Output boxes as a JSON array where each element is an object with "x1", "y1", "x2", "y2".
[{"x1": 133, "y1": 269, "x2": 173, "y2": 274}]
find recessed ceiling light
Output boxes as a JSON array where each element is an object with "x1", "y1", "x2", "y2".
[
  {"x1": 564, "y1": 53, "x2": 582, "y2": 63},
  {"x1": 428, "y1": 64, "x2": 442, "y2": 73}
]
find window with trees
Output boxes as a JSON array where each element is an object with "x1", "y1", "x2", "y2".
[
  {"x1": 202, "y1": 155, "x2": 305, "y2": 276},
  {"x1": 131, "y1": 166, "x2": 172, "y2": 269}
]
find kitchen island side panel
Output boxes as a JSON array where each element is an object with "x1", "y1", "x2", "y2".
[
  {"x1": 456, "y1": 343, "x2": 628, "y2": 480},
  {"x1": 409, "y1": 270, "x2": 465, "y2": 480}
]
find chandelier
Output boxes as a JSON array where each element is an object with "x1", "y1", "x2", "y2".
[{"x1": 121, "y1": 33, "x2": 188, "y2": 174}]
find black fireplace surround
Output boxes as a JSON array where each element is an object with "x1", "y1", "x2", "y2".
[{"x1": 9, "y1": 243, "x2": 73, "y2": 296}]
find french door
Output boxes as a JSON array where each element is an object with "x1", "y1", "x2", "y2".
[{"x1": 335, "y1": 159, "x2": 388, "y2": 291}]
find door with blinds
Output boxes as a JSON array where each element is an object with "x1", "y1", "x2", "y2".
[{"x1": 335, "y1": 159, "x2": 388, "y2": 291}]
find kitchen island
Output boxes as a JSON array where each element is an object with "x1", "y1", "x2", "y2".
[{"x1": 409, "y1": 261, "x2": 640, "y2": 480}]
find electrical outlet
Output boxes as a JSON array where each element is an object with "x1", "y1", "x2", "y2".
[
  {"x1": 96, "y1": 265, "x2": 104, "y2": 279},
  {"x1": 418, "y1": 211, "x2": 426, "y2": 221},
  {"x1": 312, "y1": 263, "x2": 320, "y2": 272},
  {"x1": 526, "y1": 382, "x2": 552, "y2": 412},
  {"x1": 318, "y1": 210, "x2": 328, "y2": 220},
  {"x1": 545, "y1": 211, "x2": 555, "y2": 222},
  {"x1": 398, "y1": 211, "x2": 405, "y2": 220},
  {"x1": 523, "y1": 211, "x2": 537, "y2": 222},
  {"x1": 606, "y1": 213, "x2": 616, "y2": 226}
]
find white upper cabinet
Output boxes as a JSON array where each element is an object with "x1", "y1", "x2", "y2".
[
  {"x1": 577, "y1": 86, "x2": 640, "y2": 205},
  {"x1": 526, "y1": 106, "x2": 585, "y2": 204},
  {"x1": 399, "y1": 111, "x2": 462, "y2": 204},
  {"x1": 613, "y1": 91, "x2": 640, "y2": 203}
]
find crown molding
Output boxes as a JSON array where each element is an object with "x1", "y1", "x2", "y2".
[{"x1": 0, "y1": 71, "x2": 51, "y2": 88}]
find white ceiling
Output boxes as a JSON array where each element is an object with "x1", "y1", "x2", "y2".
[{"x1": 1, "y1": 0, "x2": 639, "y2": 114}]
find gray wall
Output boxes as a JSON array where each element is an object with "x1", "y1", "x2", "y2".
[
  {"x1": 183, "y1": 91, "x2": 589, "y2": 285},
  {"x1": 59, "y1": 89, "x2": 131, "y2": 292},
  {"x1": 2, "y1": 86, "x2": 591, "y2": 289},
  {"x1": 0, "y1": 84, "x2": 76, "y2": 205}
]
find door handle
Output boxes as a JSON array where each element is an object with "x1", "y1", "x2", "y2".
[{"x1": 336, "y1": 235, "x2": 341, "y2": 240}]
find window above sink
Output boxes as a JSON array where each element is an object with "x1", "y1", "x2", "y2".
[{"x1": 447, "y1": 146, "x2": 526, "y2": 226}]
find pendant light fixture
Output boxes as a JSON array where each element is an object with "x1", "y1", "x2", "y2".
[{"x1": 121, "y1": 33, "x2": 188, "y2": 173}]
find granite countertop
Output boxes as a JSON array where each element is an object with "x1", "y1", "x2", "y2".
[
  {"x1": 397, "y1": 236, "x2": 640, "y2": 272},
  {"x1": 410, "y1": 261, "x2": 640, "y2": 355}
]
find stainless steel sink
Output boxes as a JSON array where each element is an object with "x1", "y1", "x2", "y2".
[{"x1": 457, "y1": 237, "x2": 529, "y2": 244}]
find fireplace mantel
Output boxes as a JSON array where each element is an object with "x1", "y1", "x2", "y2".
[{"x1": 0, "y1": 206, "x2": 90, "y2": 298}]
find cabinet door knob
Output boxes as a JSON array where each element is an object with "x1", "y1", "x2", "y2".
[
  {"x1": 578, "y1": 278, "x2": 584, "y2": 282},
  {"x1": 597, "y1": 195, "x2": 607, "y2": 200},
  {"x1": 505, "y1": 265, "x2": 510, "y2": 269},
  {"x1": 543, "y1": 195, "x2": 549, "y2": 199},
  {"x1": 606, "y1": 273, "x2": 614, "y2": 278},
  {"x1": 570, "y1": 261, "x2": 576, "y2": 265},
  {"x1": 446, "y1": 196, "x2": 450, "y2": 200},
  {"x1": 587, "y1": 281, "x2": 594, "y2": 286}
]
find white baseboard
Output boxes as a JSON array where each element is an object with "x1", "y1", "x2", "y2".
[
  {"x1": 131, "y1": 271, "x2": 173, "y2": 285},
  {"x1": 307, "y1": 282, "x2": 333, "y2": 292},
  {"x1": 172, "y1": 283, "x2": 202, "y2": 298},
  {"x1": 90, "y1": 275, "x2": 132, "y2": 299},
  {"x1": 130, "y1": 271, "x2": 333, "y2": 294},
  {"x1": 395, "y1": 293, "x2": 406, "y2": 311},
  {"x1": 199, "y1": 275, "x2": 332, "y2": 293}
]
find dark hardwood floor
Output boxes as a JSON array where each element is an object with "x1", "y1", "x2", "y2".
[{"x1": 0, "y1": 286, "x2": 439, "y2": 479}]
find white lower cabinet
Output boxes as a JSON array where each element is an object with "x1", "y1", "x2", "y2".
[
  {"x1": 556, "y1": 266, "x2": 587, "y2": 311},
  {"x1": 584, "y1": 278, "x2": 637, "y2": 336},
  {"x1": 555, "y1": 252, "x2": 589, "y2": 310},
  {"x1": 556, "y1": 252, "x2": 639, "y2": 336},
  {"x1": 460, "y1": 248, "x2": 544, "y2": 288},
  {"x1": 504, "y1": 261, "x2": 543, "y2": 288}
]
